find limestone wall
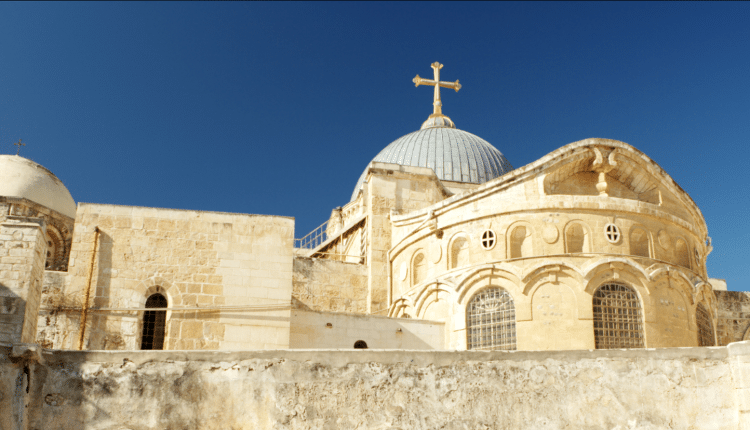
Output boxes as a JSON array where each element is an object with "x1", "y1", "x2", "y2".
[
  {"x1": 0, "y1": 217, "x2": 46, "y2": 344},
  {"x1": 292, "y1": 257, "x2": 368, "y2": 314},
  {"x1": 716, "y1": 291, "x2": 750, "y2": 345},
  {"x1": 46, "y1": 204, "x2": 294, "y2": 351},
  {"x1": 289, "y1": 309, "x2": 443, "y2": 349},
  {"x1": 4, "y1": 342, "x2": 750, "y2": 430}
]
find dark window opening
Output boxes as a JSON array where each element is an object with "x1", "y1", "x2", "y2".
[
  {"x1": 141, "y1": 294, "x2": 167, "y2": 350},
  {"x1": 354, "y1": 340, "x2": 368, "y2": 349}
]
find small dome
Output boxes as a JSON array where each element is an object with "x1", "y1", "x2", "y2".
[
  {"x1": 351, "y1": 127, "x2": 513, "y2": 201},
  {"x1": 0, "y1": 155, "x2": 76, "y2": 218}
]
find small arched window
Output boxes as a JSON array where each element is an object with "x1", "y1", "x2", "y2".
[
  {"x1": 675, "y1": 239, "x2": 690, "y2": 269},
  {"x1": 565, "y1": 223, "x2": 588, "y2": 253},
  {"x1": 593, "y1": 283, "x2": 644, "y2": 349},
  {"x1": 141, "y1": 294, "x2": 167, "y2": 350},
  {"x1": 696, "y1": 303, "x2": 715, "y2": 347},
  {"x1": 354, "y1": 340, "x2": 368, "y2": 349},
  {"x1": 629, "y1": 228, "x2": 650, "y2": 258},
  {"x1": 450, "y1": 237, "x2": 469, "y2": 269},
  {"x1": 412, "y1": 252, "x2": 426, "y2": 285},
  {"x1": 466, "y1": 288, "x2": 516, "y2": 351},
  {"x1": 509, "y1": 226, "x2": 531, "y2": 259}
]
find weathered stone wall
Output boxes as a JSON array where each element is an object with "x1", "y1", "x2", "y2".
[
  {"x1": 289, "y1": 309, "x2": 443, "y2": 349},
  {"x1": 292, "y1": 257, "x2": 368, "y2": 314},
  {"x1": 0, "y1": 217, "x2": 47, "y2": 344},
  {"x1": 45, "y1": 203, "x2": 294, "y2": 351},
  {"x1": 716, "y1": 291, "x2": 750, "y2": 346},
  {"x1": 4, "y1": 343, "x2": 750, "y2": 430}
]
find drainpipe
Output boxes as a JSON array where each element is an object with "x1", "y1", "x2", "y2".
[{"x1": 78, "y1": 226, "x2": 99, "y2": 350}]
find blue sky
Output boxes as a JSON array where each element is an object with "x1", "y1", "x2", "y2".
[{"x1": 1, "y1": 2, "x2": 748, "y2": 289}]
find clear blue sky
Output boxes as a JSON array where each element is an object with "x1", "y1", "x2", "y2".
[{"x1": 1, "y1": 2, "x2": 748, "y2": 289}]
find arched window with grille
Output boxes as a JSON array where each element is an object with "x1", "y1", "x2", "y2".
[
  {"x1": 696, "y1": 302, "x2": 715, "y2": 346},
  {"x1": 466, "y1": 288, "x2": 516, "y2": 350},
  {"x1": 141, "y1": 293, "x2": 167, "y2": 350},
  {"x1": 593, "y1": 283, "x2": 644, "y2": 349}
]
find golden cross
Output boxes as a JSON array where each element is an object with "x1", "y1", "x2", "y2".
[
  {"x1": 413, "y1": 62, "x2": 461, "y2": 116},
  {"x1": 13, "y1": 139, "x2": 25, "y2": 155}
]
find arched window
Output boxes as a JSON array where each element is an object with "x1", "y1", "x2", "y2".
[
  {"x1": 565, "y1": 223, "x2": 588, "y2": 253},
  {"x1": 412, "y1": 252, "x2": 426, "y2": 285},
  {"x1": 696, "y1": 303, "x2": 715, "y2": 347},
  {"x1": 629, "y1": 228, "x2": 650, "y2": 258},
  {"x1": 593, "y1": 283, "x2": 644, "y2": 349},
  {"x1": 450, "y1": 237, "x2": 469, "y2": 269},
  {"x1": 466, "y1": 288, "x2": 516, "y2": 350},
  {"x1": 354, "y1": 340, "x2": 368, "y2": 349},
  {"x1": 141, "y1": 294, "x2": 167, "y2": 350},
  {"x1": 509, "y1": 226, "x2": 532, "y2": 259},
  {"x1": 675, "y1": 239, "x2": 690, "y2": 269}
]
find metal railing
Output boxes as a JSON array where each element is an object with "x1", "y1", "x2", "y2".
[{"x1": 295, "y1": 219, "x2": 329, "y2": 250}]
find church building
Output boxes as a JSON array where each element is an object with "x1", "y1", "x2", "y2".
[{"x1": 0, "y1": 62, "x2": 746, "y2": 355}]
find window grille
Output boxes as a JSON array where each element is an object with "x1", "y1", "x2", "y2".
[
  {"x1": 141, "y1": 294, "x2": 167, "y2": 350},
  {"x1": 467, "y1": 288, "x2": 516, "y2": 350},
  {"x1": 593, "y1": 283, "x2": 644, "y2": 349},
  {"x1": 481, "y1": 230, "x2": 496, "y2": 250},
  {"x1": 604, "y1": 224, "x2": 620, "y2": 243},
  {"x1": 696, "y1": 303, "x2": 715, "y2": 346}
]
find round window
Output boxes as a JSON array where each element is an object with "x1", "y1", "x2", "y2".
[
  {"x1": 604, "y1": 224, "x2": 620, "y2": 243},
  {"x1": 481, "y1": 230, "x2": 496, "y2": 250}
]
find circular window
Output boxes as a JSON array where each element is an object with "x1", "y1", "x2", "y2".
[
  {"x1": 604, "y1": 224, "x2": 620, "y2": 243},
  {"x1": 481, "y1": 230, "x2": 496, "y2": 250}
]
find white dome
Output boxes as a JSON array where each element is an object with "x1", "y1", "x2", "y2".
[{"x1": 0, "y1": 155, "x2": 76, "y2": 218}]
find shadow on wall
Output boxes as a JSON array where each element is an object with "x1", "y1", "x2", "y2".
[
  {"x1": 0, "y1": 283, "x2": 24, "y2": 344},
  {"x1": 80, "y1": 230, "x2": 116, "y2": 350}
]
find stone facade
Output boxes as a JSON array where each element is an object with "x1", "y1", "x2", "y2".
[{"x1": 38, "y1": 204, "x2": 295, "y2": 351}]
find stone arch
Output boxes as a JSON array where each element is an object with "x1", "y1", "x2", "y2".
[
  {"x1": 582, "y1": 259, "x2": 651, "y2": 295},
  {"x1": 465, "y1": 287, "x2": 517, "y2": 350},
  {"x1": 592, "y1": 282, "x2": 645, "y2": 349},
  {"x1": 388, "y1": 298, "x2": 415, "y2": 318},
  {"x1": 414, "y1": 283, "x2": 456, "y2": 319},
  {"x1": 564, "y1": 221, "x2": 591, "y2": 253},
  {"x1": 507, "y1": 222, "x2": 534, "y2": 259},
  {"x1": 44, "y1": 225, "x2": 65, "y2": 271},
  {"x1": 448, "y1": 233, "x2": 470, "y2": 269},
  {"x1": 629, "y1": 226, "x2": 651, "y2": 258},
  {"x1": 674, "y1": 238, "x2": 691, "y2": 269},
  {"x1": 456, "y1": 266, "x2": 523, "y2": 304},
  {"x1": 411, "y1": 250, "x2": 427, "y2": 287}
]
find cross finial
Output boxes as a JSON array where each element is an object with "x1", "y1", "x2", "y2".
[
  {"x1": 412, "y1": 62, "x2": 461, "y2": 129},
  {"x1": 13, "y1": 139, "x2": 25, "y2": 156}
]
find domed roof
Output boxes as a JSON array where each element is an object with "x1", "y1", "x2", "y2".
[
  {"x1": 351, "y1": 127, "x2": 513, "y2": 201},
  {"x1": 0, "y1": 155, "x2": 76, "y2": 218}
]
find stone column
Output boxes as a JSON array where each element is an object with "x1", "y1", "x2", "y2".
[{"x1": 0, "y1": 216, "x2": 47, "y2": 344}]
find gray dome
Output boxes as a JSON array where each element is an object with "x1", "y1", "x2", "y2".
[{"x1": 351, "y1": 127, "x2": 513, "y2": 201}]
